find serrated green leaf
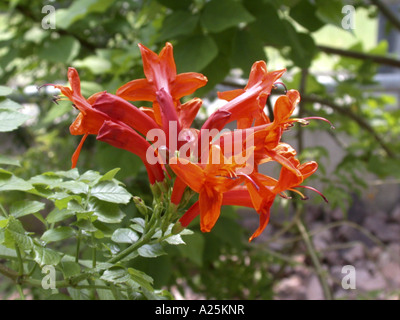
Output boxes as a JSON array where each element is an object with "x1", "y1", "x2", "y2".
[
  {"x1": 41, "y1": 226, "x2": 76, "y2": 243},
  {"x1": 201, "y1": 0, "x2": 254, "y2": 33},
  {"x1": 137, "y1": 243, "x2": 165, "y2": 258},
  {"x1": 127, "y1": 267, "x2": 154, "y2": 291},
  {"x1": 4, "y1": 218, "x2": 33, "y2": 250},
  {"x1": 10, "y1": 200, "x2": 45, "y2": 218},
  {"x1": 88, "y1": 198, "x2": 125, "y2": 223},
  {"x1": 111, "y1": 228, "x2": 139, "y2": 244},
  {"x1": 29, "y1": 174, "x2": 62, "y2": 188},
  {"x1": 55, "y1": 180, "x2": 89, "y2": 194},
  {"x1": 33, "y1": 245, "x2": 61, "y2": 266},
  {"x1": 91, "y1": 181, "x2": 132, "y2": 204},
  {"x1": 100, "y1": 267, "x2": 130, "y2": 284}
]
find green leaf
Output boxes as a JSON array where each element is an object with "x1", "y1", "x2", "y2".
[
  {"x1": 174, "y1": 35, "x2": 218, "y2": 72},
  {"x1": 0, "y1": 99, "x2": 22, "y2": 111},
  {"x1": 78, "y1": 170, "x2": 102, "y2": 183},
  {"x1": 91, "y1": 181, "x2": 132, "y2": 204},
  {"x1": 38, "y1": 36, "x2": 81, "y2": 64},
  {"x1": 138, "y1": 243, "x2": 165, "y2": 258},
  {"x1": 55, "y1": 180, "x2": 89, "y2": 194},
  {"x1": 0, "y1": 172, "x2": 33, "y2": 192},
  {"x1": 46, "y1": 208, "x2": 74, "y2": 224},
  {"x1": 315, "y1": 0, "x2": 345, "y2": 28},
  {"x1": 201, "y1": 0, "x2": 255, "y2": 33},
  {"x1": 111, "y1": 228, "x2": 139, "y2": 244},
  {"x1": 52, "y1": 168, "x2": 80, "y2": 180},
  {"x1": 61, "y1": 261, "x2": 81, "y2": 279},
  {"x1": 0, "y1": 243, "x2": 17, "y2": 259},
  {"x1": 10, "y1": 200, "x2": 45, "y2": 218},
  {"x1": 0, "y1": 85, "x2": 12, "y2": 96},
  {"x1": 73, "y1": 56, "x2": 112, "y2": 75},
  {"x1": 156, "y1": 0, "x2": 192, "y2": 10},
  {"x1": 55, "y1": 0, "x2": 115, "y2": 29},
  {"x1": 4, "y1": 218, "x2": 33, "y2": 250},
  {"x1": 159, "y1": 11, "x2": 199, "y2": 41},
  {"x1": 127, "y1": 267, "x2": 154, "y2": 291},
  {"x1": 98, "y1": 168, "x2": 121, "y2": 182},
  {"x1": 41, "y1": 226, "x2": 76, "y2": 243},
  {"x1": 230, "y1": 28, "x2": 267, "y2": 72},
  {"x1": 178, "y1": 231, "x2": 204, "y2": 267},
  {"x1": 290, "y1": 0, "x2": 325, "y2": 32},
  {"x1": 0, "y1": 154, "x2": 20, "y2": 166},
  {"x1": 33, "y1": 245, "x2": 61, "y2": 266},
  {"x1": 100, "y1": 267, "x2": 131, "y2": 284},
  {"x1": 164, "y1": 234, "x2": 185, "y2": 245},
  {"x1": 0, "y1": 108, "x2": 31, "y2": 132},
  {"x1": 88, "y1": 198, "x2": 125, "y2": 223}
]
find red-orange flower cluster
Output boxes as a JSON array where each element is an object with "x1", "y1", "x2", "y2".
[{"x1": 55, "y1": 42, "x2": 329, "y2": 241}]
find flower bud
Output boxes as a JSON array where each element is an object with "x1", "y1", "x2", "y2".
[{"x1": 133, "y1": 196, "x2": 148, "y2": 216}]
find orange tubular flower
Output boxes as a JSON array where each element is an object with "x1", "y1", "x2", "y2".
[
  {"x1": 96, "y1": 121, "x2": 164, "y2": 184},
  {"x1": 202, "y1": 61, "x2": 285, "y2": 132},
  {"x1": 169, "y1": 145, "x2": 252, "y2": 232},
  {"x1": 54, "y1": 67, "x2": 161, "y2": 170},
  {"x1": 116, "y1": 42, "x2": 208, "y2": 128}
]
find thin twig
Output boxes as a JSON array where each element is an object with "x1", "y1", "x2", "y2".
[
  {"x1": 370, "y1": 0, "x2": 400, "y2": 32},
  {"x1": 296, "y1": 218, "x2": 333, "y2": 300},
  {"x1": 302, "y1": 94, "x2": 396, "y2": 158},
  {"x1": 317, "y1": 45, "x2": 400, "y2": 68}
]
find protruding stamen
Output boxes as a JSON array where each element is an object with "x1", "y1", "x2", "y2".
[
  {"x1": 295, "y1": 185, "x2": 329, "y2": 203},
  {"x1": 302, "y1": 116, "x2": 335, "y2": 130}
]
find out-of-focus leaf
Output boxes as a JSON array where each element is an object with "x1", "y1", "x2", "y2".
[
  {"x1": 0, "y1": 108, "x2": 31, "y2": 132},
  {"x1": 174, "y1": 35, "x2": 218, "y2": 72},
  {"x1": 290, "y1": 0, "x2": 325, "y2": 32},
  {"x1": 230, "y1": 28, "x2": 267, "y2": 72},
  {"x1": 0, "y1": 85, "x2": 12, "y2": 96},
  {"x1": 201, "y1": 0, "x2": 254, "y2": 33},
  {"x1": 39, "y1": 36, "x2": 80, "y2": 64},
  {"x1": 159, "y1": 11, "x2": 199, "y2": 41},
  {"x1": 55, "y1": 0, "x2": 115, "y2": 29}
]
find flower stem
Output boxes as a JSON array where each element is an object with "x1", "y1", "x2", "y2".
[{"x1": 296, "y1": 217, "x2": 333, "y2": 300}]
